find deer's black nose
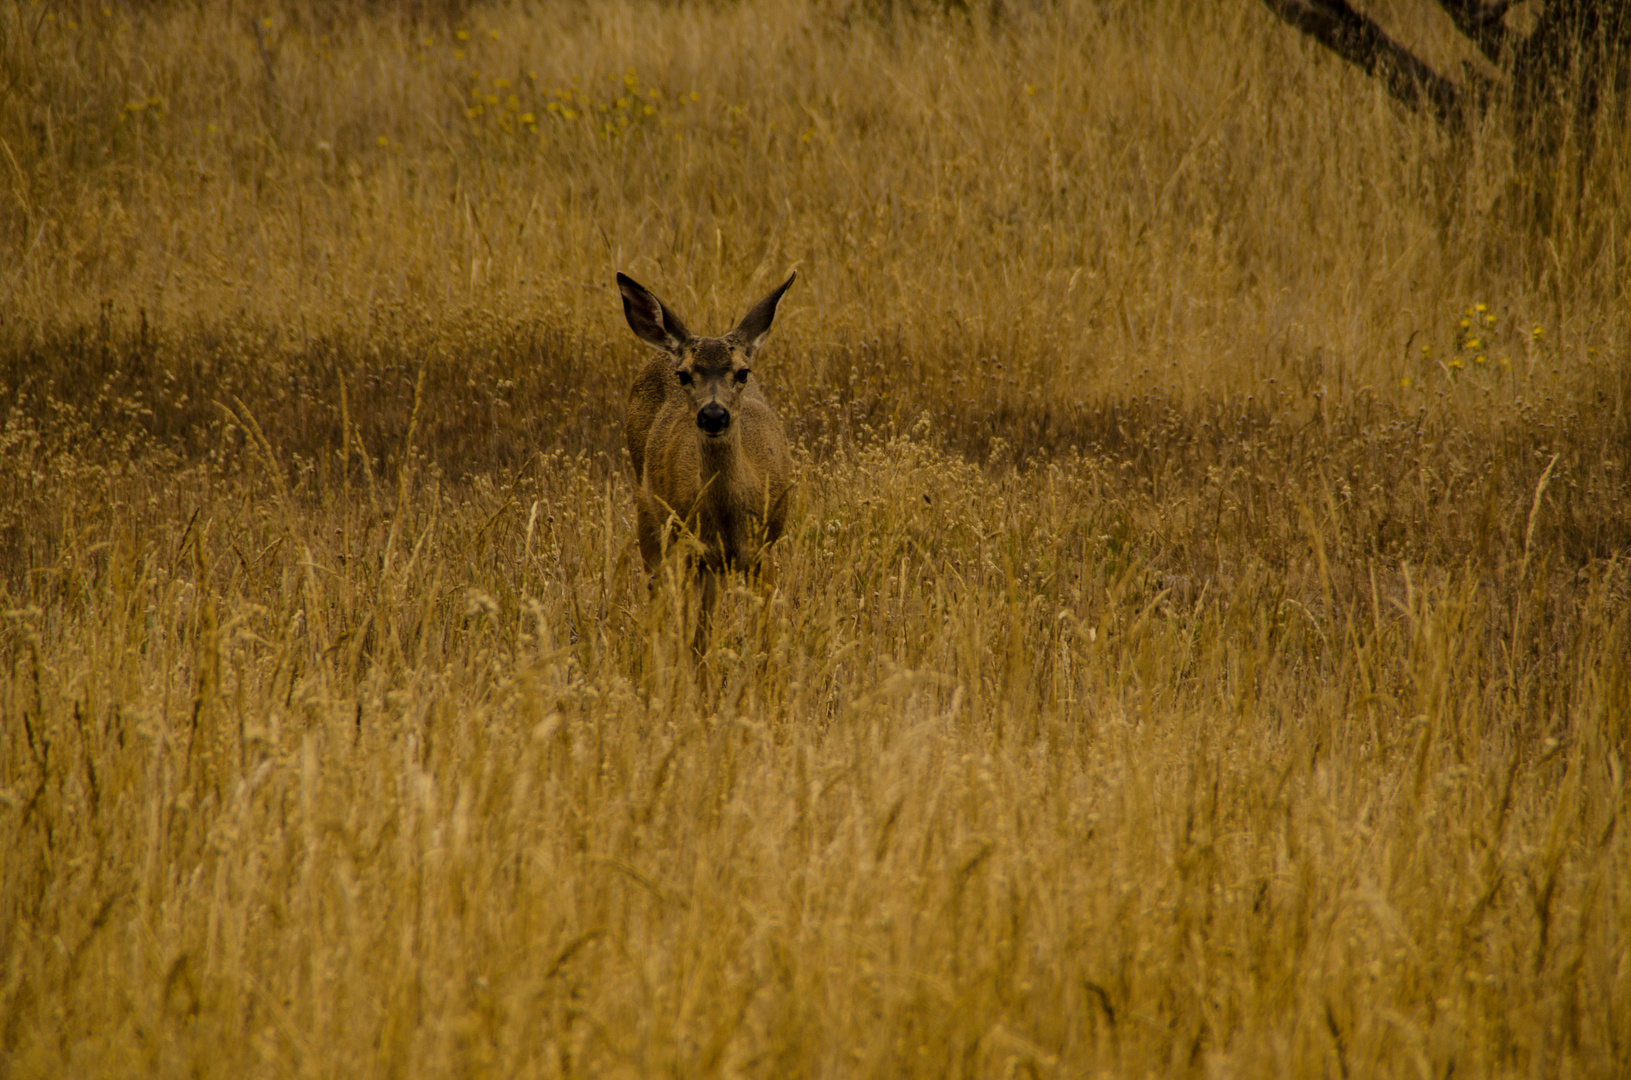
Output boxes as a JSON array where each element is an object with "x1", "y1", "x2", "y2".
[{"x1": 697, "y1": 403, "x2": 730, "y2": 436}]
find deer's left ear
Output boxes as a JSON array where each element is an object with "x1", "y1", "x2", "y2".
[{"x1": 731, "y1": 272, "x2": 796, "y2": 354}]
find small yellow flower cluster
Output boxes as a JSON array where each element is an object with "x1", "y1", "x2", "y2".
[
  {"x1": 122, "y1": 96, "x2": 165, "y2": 121},
  {"x1": 1456, "y1": 301, "x2": 1495, "y2": 368},
  {"x1": 1414, "y1": 301, "x2": 1528, "y2": 389},
  {"x1": 591, "y1": 70, "x2": 667, "y2": 138},
  {"x1": 461, "y1": 69, "x2": 538, "y2": 133},
  {"x1": 455, "y1": 68, "x2": 695, "y2": 143}
]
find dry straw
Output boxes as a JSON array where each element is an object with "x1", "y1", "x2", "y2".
[{"x1": 1, "y1": 1, "x2": 1627, "y2": 1077}]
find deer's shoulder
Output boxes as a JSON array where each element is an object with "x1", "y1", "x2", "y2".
[{"x1": 627, "y1": 353, "x2": 680, "y2": 478}]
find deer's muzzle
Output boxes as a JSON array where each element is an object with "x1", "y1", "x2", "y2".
[{"x1": 697, "y1": 403, "x2": 730, "y2": 436}]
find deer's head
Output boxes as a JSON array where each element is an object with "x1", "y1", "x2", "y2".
[{"x1": 618, "y1": 272, "x2": 796, "y2": 438}]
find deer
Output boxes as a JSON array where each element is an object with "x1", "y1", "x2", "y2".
[{"x1": 617, "y1": 271, "x2": 796, "y2": 652}]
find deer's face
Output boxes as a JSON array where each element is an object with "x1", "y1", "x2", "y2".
[{"x1": 674, "y1": 338, "x2": 754, "y2": 438}]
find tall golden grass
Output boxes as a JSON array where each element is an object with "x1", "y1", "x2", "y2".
[{"x1": 2, "y1": 0, "x2": 1628, "y2": 1076}]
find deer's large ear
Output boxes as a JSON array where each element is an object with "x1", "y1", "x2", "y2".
[
  {"x1": 731, "y1": 272, "x2": 796, "y2": 354},
  {"x1": 618, "y1": 273, "x2": 691, "y2": 353}
]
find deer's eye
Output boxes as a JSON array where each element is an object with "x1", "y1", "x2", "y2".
[
  {"x1": 676, "y1": 369, "x2": 693, "y2": 386},
  {"x1": 735, "y1": 368, "x2": 750, "y2": 384}
]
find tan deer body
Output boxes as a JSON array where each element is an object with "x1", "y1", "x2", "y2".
[{"x1": 618, "y1": 273, "x2": 795, "y2": 638}]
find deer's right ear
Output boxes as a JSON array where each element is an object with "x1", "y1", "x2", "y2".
[{"x1": 618, "y1": 273, "x2": 691, "y2": 353}]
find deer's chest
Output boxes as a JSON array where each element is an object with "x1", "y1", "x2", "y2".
[{"x1": 692, "y1": 462, "x2": 765, "y2": 557}]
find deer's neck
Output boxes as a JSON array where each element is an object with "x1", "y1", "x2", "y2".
[
  {"x1": 695, "y1": 429, "x2": 757, "y2": 565},
  {"x1": 697, "y1": 428, "x2": 747, "y2": 500}
]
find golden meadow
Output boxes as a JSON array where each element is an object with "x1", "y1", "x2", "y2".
[{"x1": 1, "y1": 0, "x2": 1627, "y2": 1076}]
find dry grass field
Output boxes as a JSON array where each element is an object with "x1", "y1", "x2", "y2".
[{"x1": 2, "y1": 0, "x2": 1629, "y2": 1076}]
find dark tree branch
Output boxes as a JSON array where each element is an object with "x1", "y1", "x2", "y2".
[
  {"x1": 1260, "y1": 0, "x2": 1465, "y2": 126},
  {"x1": 1509, "y1": 0, "x2": 1631, "y2": 160},
  {"x1": 1434, "y1": 0, "x2": 1517, "y2": 64},
  {"x1": 1263, "y1": 0, "x2": 1630, "y2": 233},
  {"x1": 1460, "y1": 59, "x2": 1498, "y2": 114}
]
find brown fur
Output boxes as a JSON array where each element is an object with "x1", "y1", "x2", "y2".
[{"x1": 618, "y1": 273, "x2": 796, "y2": 621}]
